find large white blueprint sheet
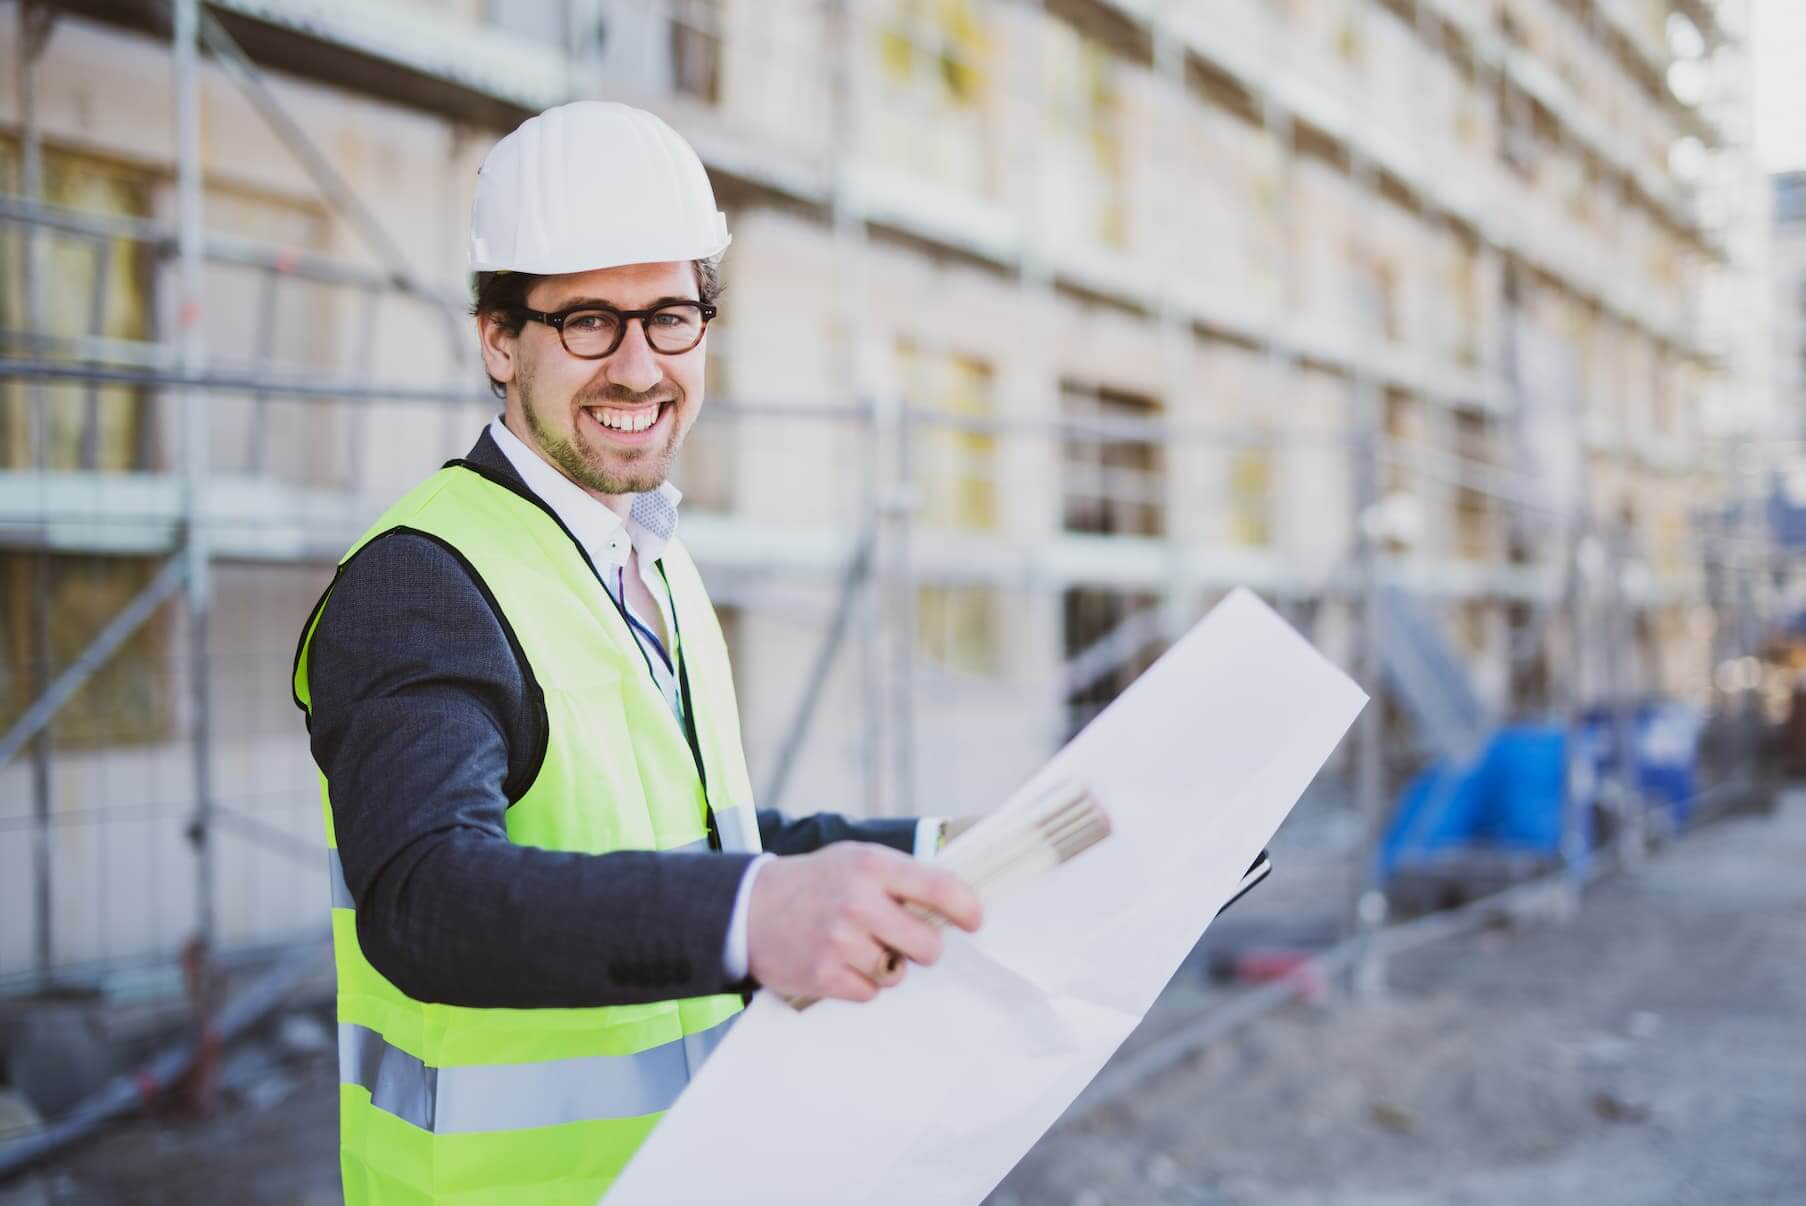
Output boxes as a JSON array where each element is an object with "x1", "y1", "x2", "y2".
[{"x1": 605, "y1": 589, "x2": 1368, "y2": 1205}]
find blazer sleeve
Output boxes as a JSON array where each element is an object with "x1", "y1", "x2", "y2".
[
  {"x1": 307, "y1": 532, "x2": 756, "y2": 1009},
  {"x1": 754, "y1": 809, "x2": 921, "y2": 858}
]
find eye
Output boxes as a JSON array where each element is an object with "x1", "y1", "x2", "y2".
[{"x1": 565, "y1": 311, "x2": 616, "y2": 332}]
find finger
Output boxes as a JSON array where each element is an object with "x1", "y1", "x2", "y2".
[
  {"x1": 862, "y1": 898, "x2": 944, "y2": 968},
  {"x1": 880, "y1": 861, "x2": 983, "y2": 933},
  {"x1": 849, "y1": 934, "x2": 901, "y2": 987},
  {"x1": 829, "y1": 924, "x2": 893, "y2": 987},
  {"x1": 825, "y1": 964, "x2": 880, "y2": 1004}
]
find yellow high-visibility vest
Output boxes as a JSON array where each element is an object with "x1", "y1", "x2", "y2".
[{"x1": 293, "y1": 459, "x2": 761, "y2": 1204}]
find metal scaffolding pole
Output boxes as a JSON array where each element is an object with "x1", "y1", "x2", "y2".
[
  {"x1": 1347, "y1": 0, "x2": 1388, "y2": 1001},
  {"x1": 172, "y1": 0, "x2": 216, "y2": 955},
  {"x1": 1150, "y1": 1, "x2": 1193, "y2": 679},
  {"x1": 1606, "y1": 517, "x2": 1644, "y2": 863},
  {"x1": 827, "y1": 0, "x2": 886, "y2": 817},
  {"x1": 890, "y1": 406, "x2": 917, "y2": 818},
  {"x1": 1559, "y1": 513, "x2": 1591, "y2": 900},
  {"x1": 18, "y1": 0, "x2": 55, "y2": 984}
]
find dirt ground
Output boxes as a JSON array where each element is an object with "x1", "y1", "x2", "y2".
[
  {"x1": 992, "y1": 791, "x2": 1806, "y2": 1205},
  {"x1": 4, "y1": 792, "x2": 1802, "y2": 1205}
]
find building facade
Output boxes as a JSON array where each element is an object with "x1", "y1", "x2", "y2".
[{"x1": 0, "y1": 0, "x2": 1753, "y2": 984}]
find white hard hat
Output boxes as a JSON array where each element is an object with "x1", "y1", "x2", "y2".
[{"x1": 469, "y1": 101, "x2": 731, "y2": 274}]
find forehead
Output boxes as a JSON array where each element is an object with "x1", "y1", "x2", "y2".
[{"x1": 527, "y1": 261, "x2": 697, "y2": 309}]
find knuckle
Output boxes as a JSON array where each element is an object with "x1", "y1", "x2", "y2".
[{"x1": 833, "y1": 891, "x2": 868, "y2": 925}]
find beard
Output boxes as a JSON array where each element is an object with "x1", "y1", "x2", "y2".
[{"x1": 518, "y1": 361, "x2": 687, "y2": 497}]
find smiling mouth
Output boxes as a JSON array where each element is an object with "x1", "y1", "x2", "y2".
[{"x1": 582, "y1": 402, "x2": 669, "y2": 435}]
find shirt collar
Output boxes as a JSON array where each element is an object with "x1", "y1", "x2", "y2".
[{"x1": 486, "y1": 416, "x2": 682, "y2": 568}]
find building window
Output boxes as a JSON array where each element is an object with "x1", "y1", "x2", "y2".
[
  {"x1": 1350, "y1": 243, "x2": 1400, "y2": 342},
  {"x1": 1382, "y1": 389, "x2": 1414, "y2": 498},
  {"x1": 669, "y1": 0, "x2": 724, "y2": 105},
  {"x1": 591, "y1": 0, "x2": 723, "y2": 103},
  {"x1": 1227, "y1": 446, "x2": 1274, "y2": 547},
  {"x1": 872, "y1": 0, "x2": 991, "y2": 192},
  {"x1": 1453, "y1": 239, "x2": 1481, "y2": 365},
  {"x1": 1061, "y1": 385, "x2": 1165, "y2": 538},
  {"x1": 1452, "y1": 413, "x2": 1495, "y2": 560},
  {"x1": 1042, "y1": 22, "x2": 1125, "y2": 248},
  {"x1": 1335, "y1": 11, "x2": 1363, "y2": 63},
  {"x1": 1499, "y1": 87, "x2": 1543, "y2": 183},
  {"x1": 0, "y1": 145, "x2": 155, "y2": 471},
  {"x1": 916, "y1": 584, "x2": 999, "y2": 676},
  {"x1": 898, "y1": 340, "x2": 997, "y2": 531},
  {"x1": 1062, "y1": 588, "x2": 1161, "y2": 738},
  {"x1": 0, "y1": 552, "x2": 174, "y2": 749},
  {"x1": 878, "y1": 0, "x2": 985, "y2": 106},
  {"x1": 1456, "y1": 601, "x2": 1489, "y2": 658}
]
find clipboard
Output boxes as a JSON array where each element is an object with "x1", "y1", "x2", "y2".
[{"x1": 1218, "y1": 848, "x2": 1273, "y2": 917}]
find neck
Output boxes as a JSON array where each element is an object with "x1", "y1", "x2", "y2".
[{"x1": 501, "y1": 410, "x2": 636, "y2": 520}]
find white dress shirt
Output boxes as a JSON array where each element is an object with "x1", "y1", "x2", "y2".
[
  {"x1": 489, "y1": 417, "x2": 684, "y2": 718},
  {"x1": 489, "y1": 417, "x2": 939, "y2": 983}
]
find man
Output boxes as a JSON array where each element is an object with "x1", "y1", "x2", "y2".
[{"x1": 292, "y1": 101, "x2": 980, "y2": 1205}]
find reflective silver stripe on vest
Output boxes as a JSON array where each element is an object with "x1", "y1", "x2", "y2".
[
  {"x1": 713, "y1": 805, "x2": 760, "y2": 854},
  {"x1": 339, "y1": 1011, "x2": 739, "y2": 1133},
  {"x1": 327, "y1": 837, "x2": 711, "y2": 913},
  {"x1": 328, "y1": 849, "x2": 354, "y2": 910}
]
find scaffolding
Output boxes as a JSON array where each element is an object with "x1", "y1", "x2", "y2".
[{"x1": 0, "y1": 0, "x2": 1786, "y2": 1130}]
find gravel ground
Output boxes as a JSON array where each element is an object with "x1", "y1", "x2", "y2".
[
  {"x1": 992, "y1": 790, "x2": 1806, "y2": 1206},
  {"x1": 5, "y1": 792, "x2": 1801, "y2": 1205}
]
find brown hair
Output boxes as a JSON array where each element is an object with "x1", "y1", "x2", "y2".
[{"x1": 470, "y1": 259, "x2": 724, "y2": 399}]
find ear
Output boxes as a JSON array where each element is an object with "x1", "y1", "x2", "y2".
[{"x1": 477, "y1": 310, "x2": 520, "y2": 390}]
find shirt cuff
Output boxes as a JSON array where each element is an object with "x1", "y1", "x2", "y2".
[
  {"x1": 913, "y1": 817, "x2": 946, "y2": 859},
  {"x1": 722, "y1": 852, "x2": 774, "y2": 981}
]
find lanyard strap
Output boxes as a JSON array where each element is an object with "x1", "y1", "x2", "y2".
[{"x1": 616, "y1": 565, "x2": 676, "y2": 676}]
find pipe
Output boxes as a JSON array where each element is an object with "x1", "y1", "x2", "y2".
[{"x1": 0, "y1": 941, "x2": 331, "y2": 1181}]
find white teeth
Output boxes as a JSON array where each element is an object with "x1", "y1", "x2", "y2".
[{"x1": 588, "y1": 405, "x2": 658, "y2": 433}]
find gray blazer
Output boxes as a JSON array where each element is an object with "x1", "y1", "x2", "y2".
[{"x1": 300, "y1": 428, "x2": 918, "y2": 1009}]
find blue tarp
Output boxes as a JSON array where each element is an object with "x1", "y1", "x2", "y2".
[
  {"x1": 1381, "y1": 704, "x2": 1703, "y2": 879},
  {"x1": 1381, "y1": 725, "x2": 1574, "y2": 878}
]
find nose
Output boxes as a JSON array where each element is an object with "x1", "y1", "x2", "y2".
[{"x1": 603, "y1": 319, "x2": 664, "y2": 395}]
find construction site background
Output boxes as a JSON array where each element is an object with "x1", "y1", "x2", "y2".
[{"x1": 0, "y1": 0, "x2": 1802, "y2": 1200}]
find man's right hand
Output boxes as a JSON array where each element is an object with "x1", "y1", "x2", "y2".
[{"x1": 745, "y1": 842, "x2": 982, "y2": 1004}]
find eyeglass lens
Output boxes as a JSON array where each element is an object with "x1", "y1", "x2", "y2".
[{"x1": 561, "y1": 305, "x2": 706, "y2": 357}]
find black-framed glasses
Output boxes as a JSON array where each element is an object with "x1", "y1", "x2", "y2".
[{"x1": 520, "y1": 300, "x2": 717, "y2": 359}]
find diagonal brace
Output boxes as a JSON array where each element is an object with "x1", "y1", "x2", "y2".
[{"x1": 760, "y1": 524, "x2": 878, "y2": 812}]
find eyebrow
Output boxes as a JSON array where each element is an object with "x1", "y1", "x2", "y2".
[{"x1": 541, "y1": 294, "x2": 700, "y2": 311}]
